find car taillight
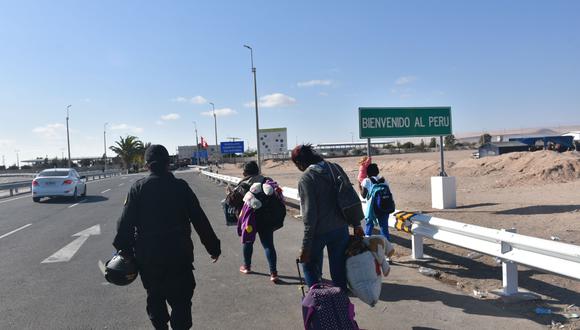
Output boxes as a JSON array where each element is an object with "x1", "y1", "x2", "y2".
[
  {"x1": 32, "y1": 180, "x2": 39, "y2": 186},
  {"x1": 63, "y1": 180, "x2": 73, "y2": 185}
]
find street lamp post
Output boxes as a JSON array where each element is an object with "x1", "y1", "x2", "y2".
[
  {"x1": 209, "y1": 102, "x2": 219, "y2": 163},
  {"x1": 15, "y1": 150, "x2": 19, "y2": 169},
  {"x1": 103, "y1": 123, "x2": 108, "y2": 172},
  {"x1": 243, "y1": 44, "x2": 261, "y2": 170},
  {"x1": 66, "y1": 105, "x2": 72, "y2": 168},
  {"x1": 193, "y1": 121, "x2": 200, "y2": 165}
]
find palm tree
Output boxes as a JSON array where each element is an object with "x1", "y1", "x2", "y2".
[
  {"x1": 135, "y1": 142, "x2": 151, "y2": 165},
  {"x1": 109, "y1": 135, "x2": 144, "y2": 170}
]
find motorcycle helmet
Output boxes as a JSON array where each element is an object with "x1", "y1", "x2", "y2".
[{"x1": 104, "y1": 253, "x2": 138, "y2": 286}]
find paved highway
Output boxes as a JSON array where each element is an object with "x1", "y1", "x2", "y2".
[{"x1": 0, "y1": 170, "x2": 542, "y2": 329}]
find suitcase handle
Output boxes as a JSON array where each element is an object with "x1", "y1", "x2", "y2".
[{"x1": 296, "y1": 258, "x2": 305, "y2": 298}]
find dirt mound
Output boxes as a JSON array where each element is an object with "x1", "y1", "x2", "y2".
[
  {"x1": 262, "y1": 159, "x2": 287, "y2": 169},
  {"x1": 379, "y1": 159, "x2": 442, "y2": 176},
  {"x1": 369, "y1": 150, "x2": 580, "y2": 187},
  {"x1": 453, "y1": 150, "x2": 580, "y2": 186}
]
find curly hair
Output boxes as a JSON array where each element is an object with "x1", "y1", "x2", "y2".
[{"x1": 291, "y1": 144, "x2": 324, "y2": 170}]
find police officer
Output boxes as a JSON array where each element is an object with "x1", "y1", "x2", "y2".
[{"x1": 113, "y1": 144, "x2": 221, "y2": 330}]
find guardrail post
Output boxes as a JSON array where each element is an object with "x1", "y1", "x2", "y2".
[
  {"x1": 10, "y1": 188, "x2": 14, "y2": 196},
  {"x1": 501, "y1": 228, "x2": 518, "y2": 295},
  {"x1": 412, "y1": 234, "x2": 424, "y2": 260}
]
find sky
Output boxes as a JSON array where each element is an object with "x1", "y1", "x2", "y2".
[{"x1": 0, "y1": 1, "x2": 579, "y2": 166}]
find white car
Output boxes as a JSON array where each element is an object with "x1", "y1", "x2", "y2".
[{"x1": 32, "y1": 168, "x2": 87, "y2": 202}]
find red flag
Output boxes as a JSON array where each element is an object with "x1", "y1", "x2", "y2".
[{"x1": 200, "y1": 137, "x2": 209, "y2": 148}]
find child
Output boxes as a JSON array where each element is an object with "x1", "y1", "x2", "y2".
[
  {"x1": 360, "y1": 163, "x2": 394, "y2": 262},
  {"x1": 357, "y1": 156, "x2": 371, "y2": 192}
]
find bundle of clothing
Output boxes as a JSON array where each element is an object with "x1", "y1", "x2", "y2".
[
  {"x1": 345, "y1": 235, "x2": 394, "y2": 307},
  {"x1": 237, "y1": 179, "x2": 284, "y2": 243}
]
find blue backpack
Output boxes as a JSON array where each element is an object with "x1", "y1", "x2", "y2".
[{"x1": 370, "y1": 177, "x2": 395, "y2": 216}]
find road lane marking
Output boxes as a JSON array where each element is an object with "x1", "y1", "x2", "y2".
[
  {"x1": 101, "y1": 189, "x2": 111, "y2": 194},
  {"x1": 0, "y1": 195, "x2": 30, "y2": 205},
  {"x1": 68, "y1": 202, "x2": 80, "y2": 208},
  {"x1": 0, "y1": 223, "x2": 32, "y2": 239},
  {"x1": 98, "y1": 260, "x2": 106, "y2": 275},
  {"x1": 42, "y1": 225, "x2": 101, "y2": 263},
  {"x1": 118, "y1": 183, "x2": 124, "y2": 187}
]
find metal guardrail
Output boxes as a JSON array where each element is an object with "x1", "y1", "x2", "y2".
[
  {"x1": 0, "y1": 173, "x2": 37, "y2": 177},
  {"x1": 0, "y1": 170, "x2": 122, "y2": 197},
  {"x1": 200, "y1": 170, "x2": 580, "y2": 297},
  {"x1": 0, "y1": 181, "x2": 32, "y2": 196}
]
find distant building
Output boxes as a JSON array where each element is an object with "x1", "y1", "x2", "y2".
[
  {"x1": 478, "y1": 142, "x2": 530, "y2": 158},
  {"x1": 177, "y1": 146, "x2": 197, "y2": 160},
  {"x1": 509, "y1": 136, "x2": 574, "y2": 150},
  {"x1": 562, "y1": 131, "x2": 580, "y2": 142},
  {"x1": 177, "y1": 145, "x2": 220, "y2": 163}
]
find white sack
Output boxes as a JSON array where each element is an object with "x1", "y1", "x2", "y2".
[
  {"x1": 346, "y1": 251, "x2": 382, "y2": 307},
  {"x1": 363, "y1": 235, "x2": 392, "y2": 276}
]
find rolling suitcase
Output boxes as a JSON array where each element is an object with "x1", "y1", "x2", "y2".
[{"x1": 296, "y1": 259, "x2": 360, "y2": 330}]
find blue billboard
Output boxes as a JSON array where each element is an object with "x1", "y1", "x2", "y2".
[
  {"x1": 220, "y1": 141, "x2": 244, "y2": 154},
  {"x1": 193, "y1": 150, "x2": 208, "y2": 159}
]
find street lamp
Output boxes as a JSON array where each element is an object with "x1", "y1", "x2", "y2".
[
  {"x1": 193, "y1": 121, "x2": 199, "y2": 165},
  {"x1": 103, "y1": 122, "x2": 108, "y2": 172},
  {"x1": 243, "y1": 44, "x2": 261, "y2": 170},
  {"x1": 15, "y1": 150, "x2": 19, "y2": 169},
  {"x1": 209, "y1": 102, "x2": 219, "y2": 163},
  {"x1": 66, "y1": 105, "x2": 72, "y2": 168}
]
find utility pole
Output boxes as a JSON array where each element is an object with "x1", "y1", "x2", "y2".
[
  {"x1": 103, "y1": 122, "x2": 108, "y2": 172},
  {"x1": 244, "y1": 44, "x2": 261, "y2": 170},
  {"x1": 66, "y1": 105, "x2": 72, "y2": 168}
]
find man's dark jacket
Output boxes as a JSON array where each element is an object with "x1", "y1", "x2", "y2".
[{"x1": 113, "y1": 172, "x2": 221, "y2": 265}]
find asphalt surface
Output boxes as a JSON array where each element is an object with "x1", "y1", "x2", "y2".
[{"x1": 0, "y1": 170, "x2": 543, "y2": 329}]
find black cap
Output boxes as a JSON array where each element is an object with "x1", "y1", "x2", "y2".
[{"x1": 145, "y1": 144, "x2": 170, "y2": 164}]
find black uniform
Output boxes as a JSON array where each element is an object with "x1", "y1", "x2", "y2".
[{"x1": 113, "y1": 171, "x2": 221, "y2": 330}]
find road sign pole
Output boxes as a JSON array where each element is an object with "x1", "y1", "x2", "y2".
[
  {"x1": 367, "y1": 138, "x2": 371, "y2": 157},
  {"x1": 439, "y1": 136, "x2": 447, "y2": 177}
]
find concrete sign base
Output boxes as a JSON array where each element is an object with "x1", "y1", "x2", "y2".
[{"x1": 431, "y1": 176, "x2": 456, "y2": 209}]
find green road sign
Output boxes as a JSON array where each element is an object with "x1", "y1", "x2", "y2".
[{"x1": 359, "y1": 107, "x2": 452, "y2": 138}]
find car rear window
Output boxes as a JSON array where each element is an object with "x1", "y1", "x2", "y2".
[{"x1": 39, "y1": 171, "x2": 70, "y2": 177}]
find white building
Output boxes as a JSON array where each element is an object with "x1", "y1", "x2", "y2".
[
  {"x1": 178, "y1": 145, "x2": 221, "y2": 161},
  {"x1": 177, "y1": 146, "x2": 196, "y2": 160}
]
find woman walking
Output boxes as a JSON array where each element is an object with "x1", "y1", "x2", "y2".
[
  {"x1": 235, "y1": 161, "x2": 280, "y2": 283},
  {"x1": 291, "y1": 144, "x2": 364, "y2": 290}
]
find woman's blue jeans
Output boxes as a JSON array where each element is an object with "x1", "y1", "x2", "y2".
[
  {"x1": 243, "y1": 229, "x2": 277, "y2": 274},
  {"x1": 301, "y1": 226, "x2": 349, "y2": 290}
]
